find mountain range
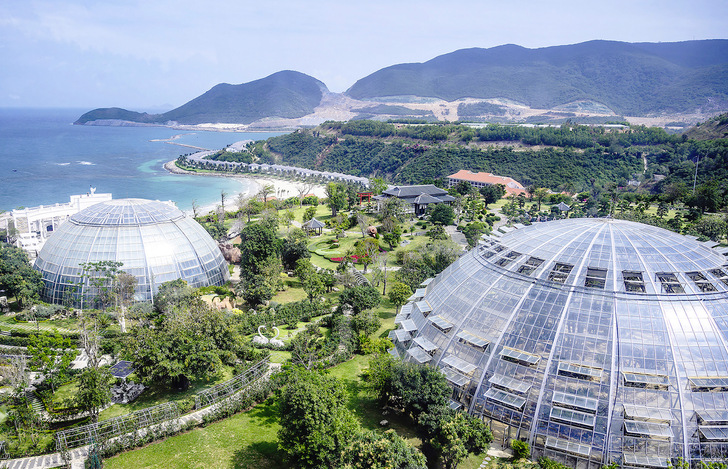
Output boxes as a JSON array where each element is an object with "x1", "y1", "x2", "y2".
[{"x1": 76, "y1": 40, "x2": 728, "y2": 128}]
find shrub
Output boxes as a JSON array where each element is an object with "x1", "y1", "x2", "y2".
[
  {"x1": 538, "y1": 457, "x2": 570, "y2": 469},
  {"x1": 511, "y1": 439, "x2": 530, "y2": 460}
]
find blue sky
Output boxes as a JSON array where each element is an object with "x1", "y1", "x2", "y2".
[{"x1": 1, "y1": 0, "x2": 725, "y2": 109}]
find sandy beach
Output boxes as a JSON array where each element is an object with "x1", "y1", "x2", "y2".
[{"x1": 163, "y1": 160, "x2": 327, "y2": 216}]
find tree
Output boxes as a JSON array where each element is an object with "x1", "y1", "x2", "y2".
[
  {"x1": 153, "y1": 278, "x2": 196, "y2": 314},
  {"x1": 353, "y1": 237, "x2": 380, "y2": 273},
  {"x1": 297, "y1": 259, "x2": 324, "y2": 304},
  {"x1": 238, "y1": 273, "x2": 274, "y2": 307},
  {"x1": 428, "y1": 224, "x2": 449, "y2": 241},
  {"x1": 351, "y1": 310, "x2": 381, "y2": 337},
  {"x1": 75, "y1": 367, "x2": 113, "y2": 423},
  {"x1": 79, "y1": 260, "x2": 124, "y2": 311},
  {"x1": 480, "y1": 184, "x2": 506, "y2": 207},
  {"x1": 381, "y1": 197, "x2": 409, "y2": 223},
  {"x1": 281, "y1": 236, "x2": 311, "y2": 271},
  {"x1": 339, "y1": 285, "x2": 381, "y2": 315},
  {"x1": 258, "y1": 184, "x2": 275, "y2": 205},
  {"x1": 124, "y1": 302, "x2": 234, "y2": 390},
  {"x1": 290, "y1": 324, "x2": 327, "y2": 370},
  {"x1": 27, "y1": 332, "x2": 76, "y2": 394},
  {"x1": 282, "y1": 210, "x2": 295, "y2": 232},
  {"x1": 303, "y1": 205, "x2": 317, "y2": 222},
  {"x1": 343, "y1": 430, "x2": 426, "y2": 469},
  {"x1": 382, "y1": 224, "x2": 403, "y2": 250},
  {"x1": 454, "y1": 181, "x2": 473, "y2": 195},
  {"x1": 370, "y1": 177, "x2": 388, "y2": 196},
  {"x1": 429, "y1": 204, "x2": 455, "y2": 225},
  {"x1": 296, "y1": 182, "x2": 316, "y2": 207},
  {"x1": 396, "y1": 240, "x2": 460, "y2": 290},
  {"x1": 367, "y1": 355, "x2": 450, "y2": 419},
  {"x1": 220, "y1": 190, "x2": 228, "y2": 216},
  {"x1": 533, "y1": 188, "x2": 549, "y2": 211},
  {"x1": 326, "y1": 182, "x2": 348, "y2": 217},
  {"x1": 388, "y1": 282, "x2": 412, "y2": 313},
  {"x1": 278, "y1": 368, "x2": 358, "y2": 468},
  {"x1": 0, "y1": 242, "x2": 43, "y2": 308},
  {"x1": 238, "y1": 222, "x2": 280, "y2": 278},
  {"x1": 428, "y1": 411, "x2": 492, "y2": 469}
]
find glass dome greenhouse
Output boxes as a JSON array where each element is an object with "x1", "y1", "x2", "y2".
[
  {"x1": 34, "y1": 198, "x2": 229, "y2": 305},
  {"x1": 390, "y1": 218, "x2": 728, "y2": 468}
]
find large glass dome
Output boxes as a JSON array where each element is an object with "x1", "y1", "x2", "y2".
[
  {"x1": 34, "y1": 198, "x2": 229, "y2": 305},
  {"x1": 390, "y1": 218, "x2": 728, "y2": 468}
]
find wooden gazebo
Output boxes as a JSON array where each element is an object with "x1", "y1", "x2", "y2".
[{"x1": 302, "y1": 217, "x2": 325, "y2": 236}]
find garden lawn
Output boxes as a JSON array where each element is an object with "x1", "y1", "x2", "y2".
[
  {"x1": 99, "y1": 367, "x2": 235, "y2": 421},
  {"x1": 103, "y1": 397, "x2": 286, "y2": 469},
  {"x1": 0, "y1": 315, "x2": 80, "y2": 335}
]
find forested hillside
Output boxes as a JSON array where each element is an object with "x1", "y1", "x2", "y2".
[{"x1": 255, "y1": 120, "x2": 728, "y2": 211}]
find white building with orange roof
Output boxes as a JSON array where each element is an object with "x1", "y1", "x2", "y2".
[{"x1": 446, "y1": 170, "x2": 526, "y2": 197}]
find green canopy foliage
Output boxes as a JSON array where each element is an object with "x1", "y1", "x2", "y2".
[
  {"x1": 278, "y1": 368, "x2": 358, "y2": 468},
  {"x1": 0, "y1": 242, "x2": 43, "y2": 307}
]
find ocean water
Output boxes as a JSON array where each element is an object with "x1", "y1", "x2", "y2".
[{"x1": 0, "y1": 108, "x2": 287, "y2": 211}]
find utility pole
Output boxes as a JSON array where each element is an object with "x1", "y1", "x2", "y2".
[{"x1": 693, "y1": 155, "x2": 700, "y2": 194}]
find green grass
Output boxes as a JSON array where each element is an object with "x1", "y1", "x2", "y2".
[{"x1": 104, "y1": 397, "x2": 287, "y2": 469}]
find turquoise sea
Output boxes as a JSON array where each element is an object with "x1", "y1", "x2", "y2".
[{"x1": 0, "y1": 108, "x2": 287, "y2": 211}]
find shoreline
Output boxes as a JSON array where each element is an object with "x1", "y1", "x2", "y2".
[{"x1": 163, "y1": 160, "x2": 327, "y2": 216}]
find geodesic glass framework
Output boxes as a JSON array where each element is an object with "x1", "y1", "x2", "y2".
[
  {"x1": 34, "y1": 199, "x2": 229, "y2": 305},
  {"x1": 390, "y1": 218, "x2": 728, "y2": 468}
]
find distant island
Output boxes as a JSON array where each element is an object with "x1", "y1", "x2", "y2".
[{"x1": 76, "y1": 39, "x2": 728, "y2": 130}]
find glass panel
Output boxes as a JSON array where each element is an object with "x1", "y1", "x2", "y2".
[
  {"x1": 400, "y1": 319, "x2": 418, "y2": 332},
  {"x1": 413, "y1": 336, "x2": 437, "y2": 352},
  {"x1": 699, "y1": 426, "x2": 728, "y2": 441},
  {"x1": 548, "y1": 262, "x2": 573, "y2": 283},
  {"x1": 688, "y1": 377, "x2": 728, "y2": 392},
  {"x1": 623, "y1": 270, "x2": 646, "y2": 292},
  {"x1": 656, "y1": 272, "x2": 684, "y2": 294},
  {"x1": 623, "y1": 405, "x2": 672, "y2": 423},
  {"x1": 552, "y1": 391, "x2": 598, "y2": 413},
  {"x1": 484, "y1": 387, "x2": 526, "y2": 410},
  {"x1": 442, "y1": 367, "x2": 470, "y2": 387},
  {"x1": 585, "y1": 267, "x2": 607, "y2": 289},
  {"x1": 489, "y1": 375, "x2": 531, "y2": 394},
  {"x1": 441, "y1": 355, "x2": 477, "y2": 374},
  {"x1": 456, "y1": 330, "x2": 489, "y2": 350},
  {"x1": 407, "y1": 347, "x2": 431, "y2": 364},
  {"x1": 544, "y1": 436, "x2": 591, "y2": 457},
  {"x1": 623, "y1": 372, "x2": 669, "y2": 389},
  {"x1": 429, "y1": 315, "x2": 453, "y2": 332},
  {"x1": 500, "y1": 347, "x2": 540, "y2": 366},
  {"x1": 697, "y1": 410, "x2": 728, "y2": 425},
  {"x1": 686, "y1": 271, "x2": 717, "y2": 292},
  {"x1": 624, "y1": 420, "x2": 673, "y2": 439},
  {"x1": 550, "y1": 406, "x2": 596, "y2": 428},
  {"x1": 622, "y1": 454, "x2": 669, "y2": 468},
  {"x1": 557, "y1": 361, "x2": 602, "y2": 380}
]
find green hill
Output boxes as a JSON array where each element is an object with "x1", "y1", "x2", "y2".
[
  {"x1": 76, "y1": 70, "x2": 327, "y2": 125},
  {"x1": 683, "y1": 113, "x2": 728, "y2": 140},
  {"x1": 345, "y1": 40, "x2": 728, "y2": 115}
]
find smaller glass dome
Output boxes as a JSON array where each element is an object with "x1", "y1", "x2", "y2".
[{"x1": 34, "y1": 199, "x2": 229, "y2": 306}]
